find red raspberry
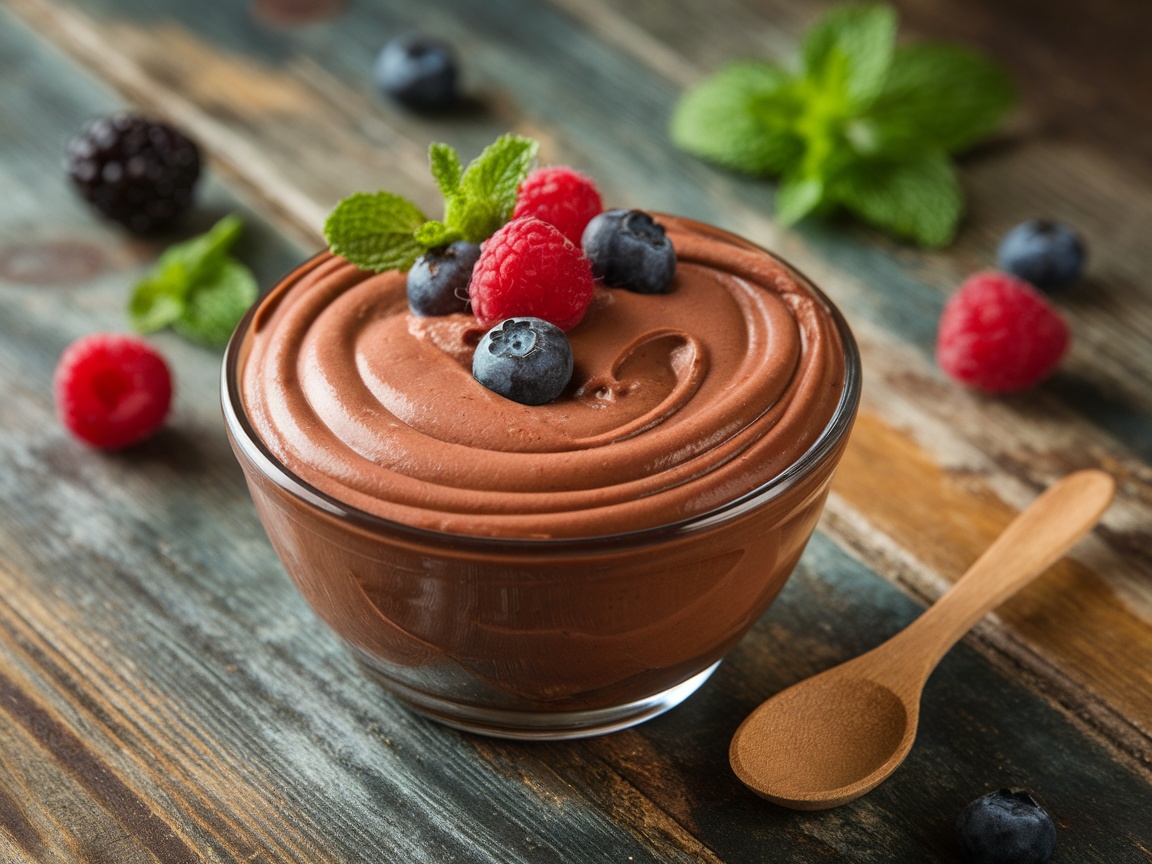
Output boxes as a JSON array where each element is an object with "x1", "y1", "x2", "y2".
[
  {"x1": 54, "y1": 333, "x2": 173, "y2": 448},
  {"x1": 936, "y1": 270, "x2": 1070, "y2": 393},
  {"x1": 469, "y1": 217, "x2": 594, "y2": 332},
  {"x1": 512, "y1": 166, "x2": 603, "y2": 246}
]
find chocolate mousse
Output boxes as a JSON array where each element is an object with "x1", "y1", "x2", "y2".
[{"x1": 224, "y1": 215, "x2": 859, "y2": 735}]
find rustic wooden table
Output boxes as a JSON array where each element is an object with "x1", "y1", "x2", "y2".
[{"x1": 2, "y1": 0, "x2": 1151, "y2": 860}]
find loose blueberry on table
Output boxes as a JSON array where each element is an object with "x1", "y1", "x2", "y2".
[
  {"x1": 375, "y1": 34, "x2": 459, "y2": 111},
  {"x1": 997, "y1": 219, "x2": 1086, "y2": 293},
  {"x1": 956, "y1": 788, "x2": 1057, "y2": 864}
]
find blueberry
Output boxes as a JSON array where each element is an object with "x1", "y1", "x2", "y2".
[
  {"x1": 407, "y1": 241, "x2": 479, "y2": 316},
  {"x1": 997, "y1": 219, "x2": 1086, "y2": 292},
  {"x1": 581, "y1": 209, "x2": 676, "y2": 294},
  {"x1": 472, "y1": 317, "x2": 573, "y2": 405},
  {"x1": 956, "y1": 789, "x2": 1057, "y2": 864},
  {"x1": 375, "y1": 35, "x2": 459, "y2": 111}
]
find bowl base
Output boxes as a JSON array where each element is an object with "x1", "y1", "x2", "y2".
[{"x1": 351, "y1": 652, "x2": 721, "y2": 740}]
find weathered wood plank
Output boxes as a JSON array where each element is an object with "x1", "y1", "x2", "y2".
[
  {"x1": 2, "y1": 0, "x2": 1152, "y2": 861},
  {"x1": 8, "y1": 0, "x2": 1151, "y2": 771}
]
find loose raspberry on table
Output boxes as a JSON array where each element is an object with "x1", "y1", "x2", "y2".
[
  {"x1": 469, "y1": 217, "x2": 594, "y2": 332},
  {"x1": 512, "y1": 166, "x2": 603, "y2": 246},
  {"x1": 54, "y1": 333, "x2": 173, "y2": 449},
  {"x1": 936, "y1": 270, "x2": 1070, "y2": 393}
]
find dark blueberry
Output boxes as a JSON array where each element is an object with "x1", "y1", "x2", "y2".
[
  {"x1": 997, "y1": 219, "x2": 1086, "y2": 292},
  {"x1": 375, "y1": 35, "x2": 459, "y2": 111},
  {"x1": 956, "y1": 788, "x2": 1057, "y2": 864},
  {"x1": 407, "y1": 241, "x2": 480, "y2": 316},
  {"x1": 66, "y1": 113, "x2": 201, "y2": 234},
  {"x1": 472, "y1": 317, "x2": 573, "y2": 405},
  {"x1": 581, "y1": 209, "x2": 676, "y2": 294}
]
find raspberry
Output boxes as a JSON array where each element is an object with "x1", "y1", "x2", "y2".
[
  {"x1": 54, "y1": 333, "x2": 173, "y2": 449},
  {"x1": 512, "y1": 166, "x2": 603, "y2": 246},
  {"x1": 469, "y1": 217, "x2": 594, "y2": 332},
  {"x1": 66, "y1": 113, "x2": 201, "y2": 234},
  {"x1": 936, "y1": 271, "x2": 1070, "y2": 393}
]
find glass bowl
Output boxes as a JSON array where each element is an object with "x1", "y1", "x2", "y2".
[{"x1": 222, "y1": 239, "x2": 860, "y2": 740}]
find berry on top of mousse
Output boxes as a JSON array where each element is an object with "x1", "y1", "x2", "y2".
[
  {"x1": 936, "y1": 270, "x2": 1069, "y2": 393},
  {"x1": 54, "y1": 333, "x2": 173, "y2": 449},
  {"x1": 468, "y1": 216, "x2": 595, "y2": 332},
  {"x1": 956, "y1": 788, "x2": 1057, "y2": 864},
  {"x1": 582, "y1": 209, "x2": 676, "y2": 295},
  {"x1": 512, "y1": 166, "x2": 603, "y2": 246},
  {"x1": 66, "y1": 113, "x2": 201, "y2": 234},
  {"x1": 472, "y1": 317, "x2": 574, "y2": 406},
  {"x1": 407, "y1": 241, "x2": 480, "y2": 316},
  {"x1": 375, "y1": 34, "x2": 460, "y2": 112},
  {"x1": 997, "y1": 219, "x2": 1086, "y2": 293}
]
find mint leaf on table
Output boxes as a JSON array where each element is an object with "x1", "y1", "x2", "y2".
[
  {"x1": 670, "y1": 2, "x2": 1014, "y2": 247},
  {"x1": 128, "y1": 213, "x2": 258, "y2": 347},
  {"x1": 324, "y1": 133, "x2": 539, "y2": 273}
]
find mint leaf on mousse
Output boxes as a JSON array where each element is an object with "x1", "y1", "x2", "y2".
[
  {"x1": 670, "y1": 2, "x2": 1014, "y2": 247},
  {"x1": 324, "y1": 133, "x2": 540, "y2": 273}
]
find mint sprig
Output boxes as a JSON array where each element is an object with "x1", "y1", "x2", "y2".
[
  {"x1": 324, "y1": 134, "x2": 539, "y2": 273},
  {"x1": 128, "y1": 213, "x2": 258, "y2": 347},
  {"x1": 670, "y1": 3, "x2": 1014, "y2": 247}
]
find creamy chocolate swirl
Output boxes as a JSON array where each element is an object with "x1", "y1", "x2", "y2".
[{"x1": 240, "y1": 216, "x2": 846, "y2": 538}]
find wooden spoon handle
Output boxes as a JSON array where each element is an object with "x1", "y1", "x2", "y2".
[{"x1": 882, "y1": 470, "x2": 1115, "y2": 684}]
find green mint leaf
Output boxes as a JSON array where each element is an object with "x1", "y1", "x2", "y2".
[
  {"x1": 128, "y1": 213, "x2": 245, "y2": 335},
  {"x1": 414, "y1": 220, "x2": 464, "y2": 248},
  {"x1": 429, "y1": 143, "x2": 462, "y2": 201},
  {"x1": 802, "y1": 3, "x2": 897, "y2": 109},
  {"x1": 324, "y1": 191, "x2": 428, "y2": 272},
  {"x1": 172, "y1": 258, "x2": 259, "y2": 346},
  {"x1": 776, "y1": 173, "x2": 826, "y2": 224},
  {"x1": 828, "y1": 147, "x2": 961, "y2": 246},
  {"x1": 447, "y1": 134, "x2": 539, "y2": 242},
  {"x1": 869, "y1": 43, "x2": 1015, "y2": 154},
  {"x1": 670, "y1": 62, "x2": 804, "y2": 176}
]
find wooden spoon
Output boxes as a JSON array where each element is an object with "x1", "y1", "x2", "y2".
[{"x1": 730, "y1": 469, "x2": 1115, "y2": 810}]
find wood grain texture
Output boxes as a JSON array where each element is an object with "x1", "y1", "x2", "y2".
[{"x1": 1, "y1": 0, "x2": 1152, "y2": 861}]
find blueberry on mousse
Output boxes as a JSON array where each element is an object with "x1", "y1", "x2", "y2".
[
  {"x1": 997, "y1": 219, "x2": 1086, "y2": 292},
  {"x1": 375, "y1": 35, "x2": 459, "y2": 111},
  {"x1": 956, "y1": 788, "x2": 1057, "y2": 864},
  {"x1": 407, "y1": 241, "x2": 480, "y2": 316},
  {"x1": 582, "y1": 209, "x2": 676, "y2": 294},
  {"x1": 472, "y1": 317, "x2": 574, "y2": 406}
]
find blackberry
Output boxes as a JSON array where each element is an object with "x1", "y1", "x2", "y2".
[{"x1": 66, "y1": 113, "x2": 201, "y2": 234}]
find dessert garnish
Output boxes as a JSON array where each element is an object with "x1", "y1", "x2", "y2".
[
  {"x1": 956, "y1": 788, "x2": 1057, "y2": 864},
  {"x1": 375, "y1": 34, "x2": 460, "y2": 112},
  {"x1": 54, "y1": 333, "x2": 172, "y2": 449},
  {"x1": 129, "y1": 213, "x2": 258, "y2": 347},
  {"x1": 324, "y1": 134, "x2": 538, "y2": 273},
  {"x1": 406, "y1": 241, "x2": 479, "y2": 316},
  {"x1": 670, "y1": 2, "x2": 1015, "y2": 246},
  {"x1": 66, "y1": 113, "x2": 201, "y2": 234},
  {"x1": 936, "y1": 270, "x2": 1069, "y2": 393},
  {"x1": 581, "y1": 209, "x2": 676, "y2": 294},
  {"x1": 468, "y1": 216, "x2": 594, "y2": 332},
  {"x1": 472, "y1": 317, "x2": 574, "y2": 406},
  {"x1": 997, "y1": 220, "x2": 1086, "y2": 293},
  {"x1": 511, "y1": 166, "x2": 603, "y2": 245}
]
